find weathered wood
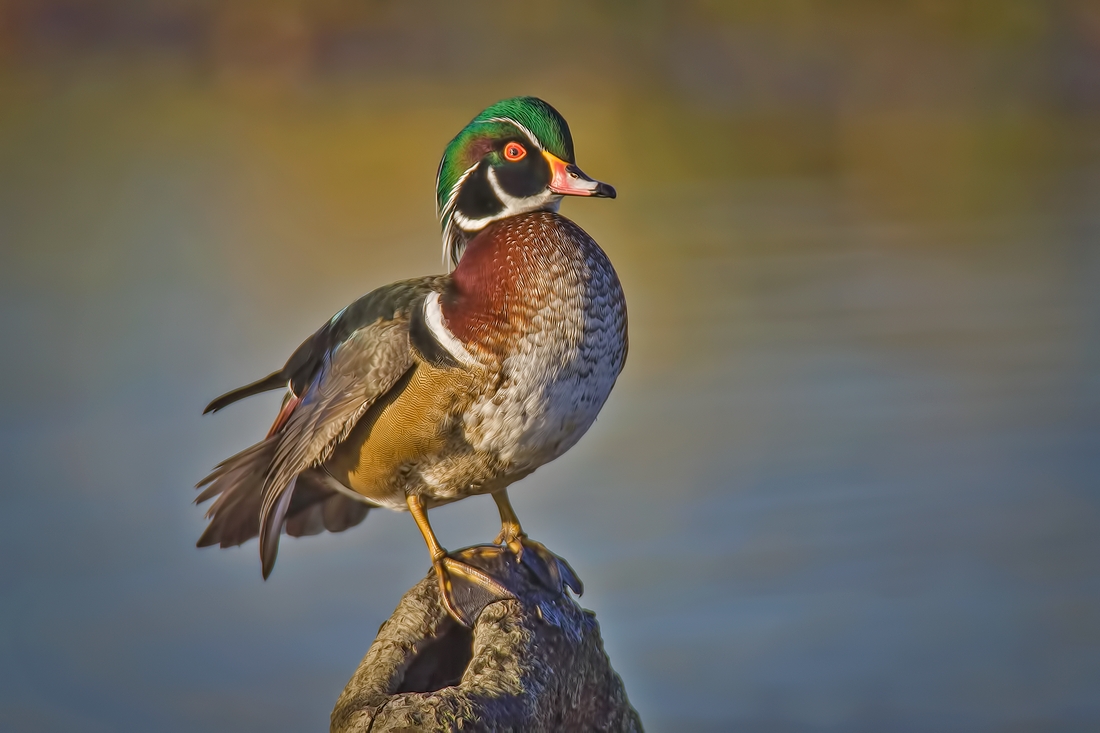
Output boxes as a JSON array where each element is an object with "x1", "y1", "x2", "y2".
[{"x1": 331, "y1": 548, "x2": 643, "y2": 732}]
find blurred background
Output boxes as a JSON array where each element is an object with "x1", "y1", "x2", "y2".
[{"x1": 1, "y1": 1, "x2": 1099, "y2": 731}]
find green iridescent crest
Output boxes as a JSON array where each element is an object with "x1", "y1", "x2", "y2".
[{"x1": 435, "y1": 97, "x2": 575, "y2": 218}]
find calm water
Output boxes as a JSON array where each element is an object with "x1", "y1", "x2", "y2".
[{"x1": 2, "y1": 4, "x2": 1100, "y2": 731}]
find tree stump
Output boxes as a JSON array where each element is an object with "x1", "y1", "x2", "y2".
[{"x1": 331, "y1": 547, "x2": 643, "y2": 732}]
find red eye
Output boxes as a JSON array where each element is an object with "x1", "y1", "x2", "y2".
[{"x1": 504, "y1": 143, "x2": 526, "y2": 161}]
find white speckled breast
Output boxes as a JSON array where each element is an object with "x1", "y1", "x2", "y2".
[{"x1": 441, "y1": 211, "x2": 628, "y2": 476}]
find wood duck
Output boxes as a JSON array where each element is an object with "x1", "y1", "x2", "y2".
[{"x1": 196, "y1": 97, "x2": 627, "y2": 626}]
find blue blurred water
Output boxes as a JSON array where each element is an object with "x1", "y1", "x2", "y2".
[{"x1": 4, "y1": 150, "x2": 1098, "y2": 730}]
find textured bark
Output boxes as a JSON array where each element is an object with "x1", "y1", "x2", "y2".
[{"x1": 331, "y1": 549, "x2": 643, "y2": 733}]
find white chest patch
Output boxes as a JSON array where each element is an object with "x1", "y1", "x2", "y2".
[{"x1": 422, "y1": 292, "x2": 479, "y2": 367}]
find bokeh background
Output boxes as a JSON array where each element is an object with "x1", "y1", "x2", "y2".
[{"x1": 2, "y1": 1, "x2": 1099, "y2": 731}]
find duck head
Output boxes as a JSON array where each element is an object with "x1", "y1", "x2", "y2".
[{"x1": 436, "y1": 96, "x2": 616, "y2": 267}]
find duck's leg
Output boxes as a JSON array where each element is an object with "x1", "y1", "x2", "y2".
[
  {"x1": 492, "y1": 490, "x2": 583, "y2": 595},
  {"x1": 407, "y1": 494, "x2": 513, "y2": 627}
]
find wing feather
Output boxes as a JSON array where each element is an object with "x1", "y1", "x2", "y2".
[
  {"x1": 197, "y1": 276, "x2": 448, "y2": 574},
  {"x1": 257, "y1": 320, "x2": 415, "y2": 574}
]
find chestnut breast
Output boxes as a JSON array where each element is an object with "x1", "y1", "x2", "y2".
[{"x1": 441, "y1": 211, "x2": 628, "y2": 469}]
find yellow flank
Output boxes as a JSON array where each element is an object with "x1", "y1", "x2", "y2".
[{"x1": 324, "y1": 360, "x2": 475, "y2": 503}]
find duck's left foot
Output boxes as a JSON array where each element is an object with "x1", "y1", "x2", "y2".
[
  {"x1": 433, "y1": 548, "x2": 516, "y2": 628},
  {"x1": 495, "y1": 532, "x2": 583, "y2": 596}
]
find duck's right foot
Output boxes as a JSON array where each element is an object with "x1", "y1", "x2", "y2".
[{"x1": 497, "y1": 532, "x2": 584, "y2": 597}]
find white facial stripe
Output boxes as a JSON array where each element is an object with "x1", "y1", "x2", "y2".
[
  {"x1": 487, "y1": 166, "x2": 528, "y2": 210},
  {"x1": 450, "y1": 168, "x2": 560, "y2": 234},
  {"x1": 451, "y1": 208, "x2": 500, "y2": 231},
  {"x1": 450, "y1": 199, "x2": 561, "y2": 233},
  {"x1": 442, "y1": 217, "x2": 464, "y2": 269},
  {"x1": 423, "y1": 292, "x2": 479, "y2": 367},
  {"x1": 439, "y1": 161, "x2": 481, "y2": 265},
  {"x1": 438, "y1": 161, "x2": 479, "y2": 220},
  {"x1": 486, "y1": 117, "x2": 543, "y2": 151}
]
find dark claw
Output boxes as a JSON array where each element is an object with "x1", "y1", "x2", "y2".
[
  {"x1": 553, "y1": 554, "x2": 584, "y2": 596},
  {"x1": 508, "y1": 537, "x2": 584, "y2": 596},
  {"x1": 517, "y1": 545, "x2": 560, "y2": 592}
]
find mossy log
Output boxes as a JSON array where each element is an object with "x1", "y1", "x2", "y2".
[{"x1": 331, "y1": 547, "x2": 643, "y2": 732}]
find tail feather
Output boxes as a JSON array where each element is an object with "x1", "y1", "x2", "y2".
[
  {"x1": 196, "y1": 437, "x2": 278, "y2": 548},
  {"x1": 321, "y1": 492, "x2": 370, "y2": 533},
  {"x1": 196, "y1": 441, "x2": 372, "y2": 572},
  {"x1": 203, "y1": 370, "x2": 286, "y2": 414},
  {"x1": 261, "y1": 477, "x2": 296, "y2": 579},
  {"x1": 283, "y1": 471, "x2": 371, "y2": 537}
]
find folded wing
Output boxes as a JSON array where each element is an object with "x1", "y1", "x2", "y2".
[{"x1": 196, "y1": 276, "x2": 447, "y2": 577}]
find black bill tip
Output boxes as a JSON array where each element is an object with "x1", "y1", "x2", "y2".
[{"x1": 594, "y1": 182, "x2": 617, "y2": 199}]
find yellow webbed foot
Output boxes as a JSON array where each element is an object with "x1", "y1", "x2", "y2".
[{"x1": 432, "y1": 547, "x2": 516, "y2": 628}]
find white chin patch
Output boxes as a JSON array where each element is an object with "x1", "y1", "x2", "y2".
[
  {"x1": 423, "y1": 292, "x2": 479, "y2": 367},
  {"x1": 452, "y1": 169, "x2": 560, "y2": 233}
]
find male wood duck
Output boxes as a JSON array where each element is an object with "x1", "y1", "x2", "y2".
[{"x1": 196, "y1": 97, "x2": 626, "y2": 626}]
